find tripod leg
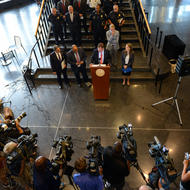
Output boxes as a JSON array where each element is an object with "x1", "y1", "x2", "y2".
[
  {"x1": 175, "y1": 99, "x2": 183, "y2": 126},
  {"x1": 152, "y1": 97, "x2": 173, "y2": 106}
]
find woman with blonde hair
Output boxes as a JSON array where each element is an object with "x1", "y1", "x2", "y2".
[{"x1": 121, "y1": 43, "x2": 134, "y2": 86}]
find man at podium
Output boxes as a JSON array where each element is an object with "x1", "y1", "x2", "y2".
[{"x1": 91, "y1": 43, "x2": 111, "y2": 65}]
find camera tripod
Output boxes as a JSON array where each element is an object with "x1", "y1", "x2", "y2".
[
  {"x1": 152, "y1": 76, "x2": 183, "y2": 126},
  {"x1": 131, "y1": 160, "x2": 148, "y2": 184}
]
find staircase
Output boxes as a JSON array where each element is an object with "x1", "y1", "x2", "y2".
[{"x1": 33, "y1": 0, "x2": 154, "y2": 82}]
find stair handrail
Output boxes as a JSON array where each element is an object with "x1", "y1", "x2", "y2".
[
  {"x1": 35, "y1": 0, "x2": 54, "y2": 57},
  {"x1": 131, "y1": 0, "x2": 151, "y2": 56}
]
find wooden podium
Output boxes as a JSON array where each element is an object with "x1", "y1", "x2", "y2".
[{"x1": 90, "y1": 64, "x2": 110, "y2": 100}]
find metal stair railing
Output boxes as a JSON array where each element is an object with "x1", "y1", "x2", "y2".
[
  {"x1": 35, "y1": 0, "x2": 55, "y2": 57},
  {"x1": 131, "y1": 0, "x2": 151, "y2": 56}
]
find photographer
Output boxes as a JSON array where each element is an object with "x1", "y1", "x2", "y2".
[
  {"x1": 73, "y1": 157, "x2": 104, "y2": 190},
  {"x1": 102, "y1": 142, "x2": 130, "y2": 190},
  {"x1": 3, "y1": 141, "x2": 33, "y2": 190},
  {"x1": 180, "y1": 157, "x2": 190, "y2": 190},
  {"x1": 0, "y1": 107, "x2": 24, "y2": 135},
  {"x1": 33, "y1": 156, "x2": 61, "y2": 190}
]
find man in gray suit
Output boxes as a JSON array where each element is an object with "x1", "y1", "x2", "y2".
[{"x1": 106, "y1": 24, "x2": 119, "y2": 70}]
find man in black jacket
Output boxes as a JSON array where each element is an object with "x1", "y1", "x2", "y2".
[
  {"x1": 50, "y1": 45, "x2": 70, "y2": 89},
  {"x1": 65, "y1": 6, "x2": 81, "y2": 46},
  {"x1": 103, "y1": 142, "x2": 130, "y2": 190},
  {"x1": 48, "y1": 8, "x2": 65, "y2": 46},
  {"x1": 73, "y1": 0, "x2": 89, "y2": 35},
  {"x1": 91, "y1": 42, "x2": 111, "y2": 65},
  {"x1": 57, "y1": 0, "x2": 70, "y2": 37},
  {"x1": 67, "y1": 45, "x2": 91, "y2": 87}
]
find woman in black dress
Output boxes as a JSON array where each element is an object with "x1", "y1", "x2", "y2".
[{"x1": 121, "y1": 43, "x2": 134, "y2": 86}]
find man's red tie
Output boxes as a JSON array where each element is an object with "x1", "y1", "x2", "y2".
[
  {"x1": 100, "y1": 51, "x2": 103, "y2": 64},
  {"x1": 62, "y1": 4, "x2": 66, "y2": 14},
  {"x1": 76, "y1": 52, "x2": 80, "y2": 63},
  {"x1": 78, "y1": 0, "x2": 80, "y2": 8}
]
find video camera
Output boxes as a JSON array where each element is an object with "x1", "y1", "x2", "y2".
[
  {"x1": 6, "y1": 133, "x2": 38, "y2": 165},
  {"x1": 86, "y1": 136, "x2": 103, "y2": 175},
  {"x1": 117, "y1": 124, "x2": 137, "y2": 162},
  {"x1": 148, "y1": 136, "x2": 177, "y2": 189},
  {"x1": 51, "y1": 136, "x2": 74, "y2": 176}
]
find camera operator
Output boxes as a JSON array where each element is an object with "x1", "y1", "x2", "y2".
[
  {"x1": 33, "y1": 156, "x2": 61, "y2": 190},
  {"x1": 180, "y1": 156, "x2": 190, "y2": 190},
  {"x1": 102, "y1": 141, "x2": 130, "y2": 190},
  {"x1": 73, "y1": 157, "x2": 104, "y2": 190},
  {"x1": 0, "y1": 107, "x2": 24, "y2": 134},
  {"x1": 3, "y1": 141, "x2": 33, "y2": 190}
]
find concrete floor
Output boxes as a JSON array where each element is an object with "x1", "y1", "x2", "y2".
[{"x1": 0, "y1": 1, "x2": 190, "y2": 189}]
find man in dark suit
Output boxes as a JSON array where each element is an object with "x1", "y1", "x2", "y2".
[
  {"x1": 73, "y1": 0, "x2": 89, "y2": 35},
  {"x1": 65, "y1": 6, "x2": 81, "y2": 46},
  {"x1": 48, "y1": 8, "x2": 65, "y2": 46},
  {"x1": 50, "y1": 45, "x2": 70, "y2": 89},
  {"x1": 91, "y1": 42, "x2": 111, "y2": 65},
  {"x1": 57, "y1": 0, "x2": 70, "y2": 38},
  {"x1": 67, "y1": 45, "x2": 91, "y2": 87}
]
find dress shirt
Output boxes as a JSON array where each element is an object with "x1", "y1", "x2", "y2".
[
  {"x1": 70, "y1": 13, "x2": 74, "y2": 22},
  {"x1": 98, "y1": 50, "x2": 104, "y2": 64}
]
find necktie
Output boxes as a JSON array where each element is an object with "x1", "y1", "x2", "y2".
[
  {"x1": 76, "y1": 52, "x2": 80, "y2": 63},
  {"x1": 70, "y1": 13, "x2": 73, "y2": 22},
  {"x1": 100, "y1": 51, "x2": 103, "y2": 64},
  {"x1": 58, "y1": 53, "x2": 61, "y2": 61},
  {"x1": 78, "y1": 0, "x2": 80, "y2": 8},
  {"x1": 62, "y1": 3, "x2": 66, "y2": 13}
]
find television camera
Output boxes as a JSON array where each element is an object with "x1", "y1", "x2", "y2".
[
  {"x1": 148, "y1": 136, "x2": 178, "y2": 189},
  {"x1": 86, "y1": 136, "x2": 104, "y2": 175},
  {"x1": 51, "y1": 136, "x2": 74, "y2": 176},
  {"x1": 117, "y1": 124, "x2": 148, "y2": 184}
]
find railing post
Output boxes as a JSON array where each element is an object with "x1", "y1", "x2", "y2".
[
  {"x1": 149, "y1": 47, "x2": 153, "y2": 67},
  {"x1": 155, "y1": 27, "x2": 159, "y2": 46},
  {"x1": 146, "y1": 34, "x2": 151, "y2": 56},
  {"x1": 33, "y1": 49, "x2": 41, "y2": 68},
  {"x1": 158, "y1": 31, "x2": 163, "y2": 49}
]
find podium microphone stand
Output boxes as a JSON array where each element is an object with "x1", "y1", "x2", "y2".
[{"x1": 152, "y1": 76, "x2": 183, "y2": 126}]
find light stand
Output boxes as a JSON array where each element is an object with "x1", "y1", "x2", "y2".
[{"x1": 152, "y1": 76, "x2": 183, "y2": 126}]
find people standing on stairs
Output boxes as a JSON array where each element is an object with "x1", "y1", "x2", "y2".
[
  {"x1": 67, "y1": 45, "x2": 92, "y2": 87},
  {"x1": 65, "y1": 5, "x2": 82, "y2": 46},
  {"x1": 121, "y1": 43, "x2": 134, "y2": 86},
  {"x1": 57, "y1": 0, "x2": 70, "y2": 38},
  {"x1": 73, "y1": 0, "x2": 89, "y2": 36},
  {"x1": 89, "y1": 4, "x2": 107, "y2": 48},
  {"x1": 108, "y1": 4, "x2": 125, "y2": 42},
  {"x1": 91, "y1": 42, "x2": 111, "y2": 65},
  {"x1": 106, "y1": 24, "x2": 119, "y2": 70},
  {"x1": 50, "y1": 45, "x2": 70, "y2": 89},
  {"x1": 48, "y1": 8, "x2": 66, "y2": 47}
]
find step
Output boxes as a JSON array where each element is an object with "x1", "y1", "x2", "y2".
[
  {"x1": 48, "y1": 35, "x2": 139, "y2": 44},
  {"x1": 46, "y1": 42, "x2": 141, "y2": 55},
  {"x1": 34, "y1": 70, "x2": 154, "y2": 82}
]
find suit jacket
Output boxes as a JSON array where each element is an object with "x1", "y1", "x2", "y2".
[
  {"x1": 48, "y1": 13, "x2": 64, "y2": 32},
  {"x1": 91, "y1": 49, "x2": 111, "y2": 65},
  {"x1": 50, "y1": 51, "x2": 67, "y2": 72},
  {"x1": 121, "y1": 50, "x2": 134, "y2": 68},
  {"x1": 73, "y1": 0, "x2": 87, "y2": 14},
  {"x1": 66, "y1": 48, "x2": 87, "y2": 69},
  {"x1": 57, "y1": 0, "x2": 70, "y2": 15},
  {"x1": 106, "y1": 30, "x2": 119, "y2": 50},
  {"x1": 65, "y1": 12, "x2": 81, "y2": 32}
]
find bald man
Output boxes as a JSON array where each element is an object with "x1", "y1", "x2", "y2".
[
  {"x1": 67, "y1": 45, "x2": 91, "y2": 87},
  {"x1": 48, "y1": 8, "x2": 65, "y2": 46}
]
